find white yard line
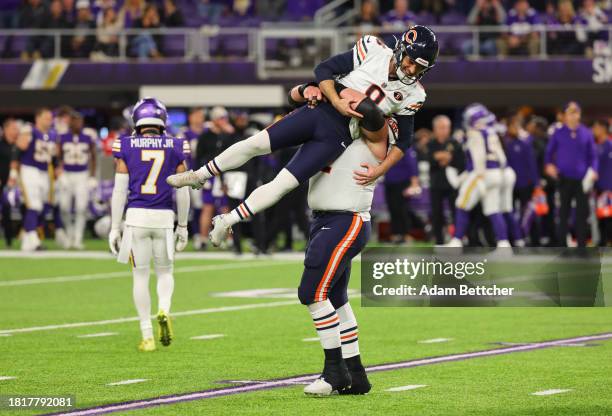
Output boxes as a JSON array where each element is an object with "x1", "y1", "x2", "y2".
[
  {"x1": 0, "y1": 251, "x2": 308, "y2": 261},
  {"x1": 386, "y1": 385, "x2": 428, "y2": 392},
  {"x1": 190, "y1": 334, "x2": 225, "y2": 340},
  {"x1": 76, "y1": 332, "x2": 118, "y2": 338},
  {"x1": 0, "y1": 300, "x2": 297, "y2": 335},
  {"x1": 302, "y1": 337, "x2": 320, "y2": 342},
  {"x1": 0, "y1": 376, "x2": 16, "y2": 381},
  {"x1": 530, "y1": 389, "x2": 573, "y2": 396},
  {"x1": 418, "y1": 338, "x2": 453, "y2": 344},
  {"x1": 0, "y1": 261, "x2": 295, "y2": 287},
  {"x1": 107, "y1": 379, "x2": 148, "y2": 386}
]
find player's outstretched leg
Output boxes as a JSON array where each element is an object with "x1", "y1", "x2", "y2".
[
  {"x1": 208, "y1": 168, "x2": 299, "y2": 246},
  {"x1": 166, "y1": 129, "x2": 272, "y2": 189},
  {"x1": 303, "y1": 299, "x2": 351, "y2": 396},
  {"x1": 336, "y1": 302, "x2": 371, "y2": 395}
]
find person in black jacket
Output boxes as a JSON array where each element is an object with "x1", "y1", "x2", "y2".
[
  {"x1": 427, "y1": 115, "x2": 463, "y2": 244},
  {"x1": 0, "y1": 118, "x2": 19, "y2": 247}
]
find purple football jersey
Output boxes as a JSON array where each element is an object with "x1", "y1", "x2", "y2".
[
  {"x1": 112, "y1": 134, "x2": 189, "y2": 210},
  {"x1": 60, "y1": 132, "x2": 93, "y2": 172},
  {"x1": 20, "y1": 126, "x2": 57, "y2": 171}
]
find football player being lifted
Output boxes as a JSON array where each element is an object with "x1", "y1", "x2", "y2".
[{"x1": 167, "y1": 26, "x2": 439, "y2": 247}]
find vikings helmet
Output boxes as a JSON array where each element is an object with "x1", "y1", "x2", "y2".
[
  {"x1": 131, "y1": 97, "x2": 168, "y2": 132},
  {"x1": 463, "y1": 103, "x2": 496, "y2": 130},
  {"x1": 393, "y1": 25, "x2": 439, "y2": 85}
]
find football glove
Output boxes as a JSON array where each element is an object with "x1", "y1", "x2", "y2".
[
  {"x1": 174, "y1": 225, "x2": 188, "y2": 252},
  {"x1": 108, "y1": 228, "x2": 121, "y2": 255}
]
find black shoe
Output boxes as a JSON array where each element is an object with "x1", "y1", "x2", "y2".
[
  {"x1": 304, "y1": 358, "x2": 352, "y2": 396},
  {"x1": 340, "y1": 365, "x2": 371, "y2": 395}
]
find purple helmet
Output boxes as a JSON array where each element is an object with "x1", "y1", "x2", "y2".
[
  {"x1": 131, "y1": 97, "x2": 167, "y2": 131},
  {"x1": 463, "y1": 103, "x2": 495, "y2": 130}
]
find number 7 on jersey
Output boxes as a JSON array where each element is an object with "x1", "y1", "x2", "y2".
[{"x1": 140, "y1": 150, "x2": 165, "y2": 194}]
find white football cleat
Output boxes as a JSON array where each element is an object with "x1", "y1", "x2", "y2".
[
  {"x1": 304, "y1": 378, "x2": 335, "y2": 396},
  {"x1": 166, "y1": 170, "x2": 205, "y2": 189},
  {"x1": 209, "y1": 215, "x2": 232, "y2": 247},
  {"x1": 55, "y1": 228, "x2": 70, "y2": 249},
  {"x1": 444, "y1": 237, "x2": 463, "y2": 248}
]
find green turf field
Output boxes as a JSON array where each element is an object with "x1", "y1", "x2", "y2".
[{"x1": 1, "y1": 252, "x2": 611, "y2": 415}]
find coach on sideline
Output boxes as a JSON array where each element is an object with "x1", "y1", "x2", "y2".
[{"x1": 544, "y1": 102, "x2": 598, "y2": 248}]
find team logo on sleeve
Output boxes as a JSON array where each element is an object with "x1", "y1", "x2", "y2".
[{"x1": 393, "y1": 91, "x2": 403, "y2": 101}]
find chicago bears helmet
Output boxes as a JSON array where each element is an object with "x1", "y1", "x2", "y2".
[
  {"x1": 131, "y1": 97, "x2": 168, "y2": 132},
  {"x1": 393, "y1": 25, "x2": 439, "y2": 85}
]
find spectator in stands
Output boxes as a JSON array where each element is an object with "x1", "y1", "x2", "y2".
[
  {"x1": 94, "y1": 5, "x2": 122, "y2": 58},
  {"x1": 131, "y1": 4, "x2": 162, "y2": 60},
  {"x1": 593, "y1": 119, "x2": 611, "y2": 246},
  {"x1": 42, "y1": 0, "x2": 70, "y2": 57},
  {"x1": 499, "y1": 0, "x2": 539, "y2": 56},
  {"x1": 464, "y1": 0, "x2": 506, "y2": 56},
  {"x1": 581, "y1": 0, "x2": 608, "y2": 51},
  {"x1": 421, "y1": 0, "x2": 453, "y2": 21},
  {"x1": 62, "y1": 0, "x2": 76, "y2": 24},
  {"x1": 384, "y1": 147, "x2": 421, "y2": 244},
  {"x1": 283, "y1": 0, "x2": 325, "y2": 21},
  {"x1": 255, "y1": 0, "x2": 285, "y2": 21},
  {"x1": 197, "y1": 0, "x2": 223, "y2": 25},
  {"x1": 162, "y1": 0, "x2": 184, "y2": 27},
  {"x1": 548, "y1": 0, "x2": 588, "y2": 56},
  {"x1": 119, "y1": 0, "x2": 144, "y2": 28},
  {"x1": 383, "y1": 0, "x2": 417, "y2": 31},
  {"x1": 69, "y1": 0, "x2": 96, "y2": 58},
  {"x1": 19, "y1": 0, "x2": 50, "y2": 60},
  {"x1": 545, "y1": 102, "x2": 597, "y2": 247},
  {"x1": 354, "y1": 0, "x2": 382, "y2": 37},
  {"x1": 427, "y1": 115, "x2": 462, "y2": 245}
]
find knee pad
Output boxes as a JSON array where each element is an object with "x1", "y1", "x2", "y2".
[{"x1": 356, "y1": 97, "x2": 385, "y2": 132}]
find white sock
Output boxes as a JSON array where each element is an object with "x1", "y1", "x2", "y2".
[
  {"x1": 196, "y1": 130, "x2": 271, "y2": 181},
  {"x1": 155, "y1": 265, "x2": 174, "y2": 313},
  {"x1": 308, "y1": 300, "x2": 341, "y2": 350},
  {"x1": 73, "y1": 211, "x2": 86, "y2": 246},
  {"x1": 226, "y1": 168, "x2": 299, "y2": 226},
  {"x1": 132, "y1": 266, "x2": 153, "y2": 340},
  {"x1": 336, "y1": 302, "x2": 360, "y2": 359}
]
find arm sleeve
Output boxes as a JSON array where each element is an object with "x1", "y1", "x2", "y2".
[
  {"x1": 587, "y1": 133, "x2": 598, "y2": 171},
  {"x1": 110, "y1": 173, "x2": 129, "y2": 230},
  {"x1": 394, "y1": 115, "x2": 415, "y2": 153},
  {"x1": 314, "y1": 50, "x2": 354, "y2": 83},
  {"x1": 175, "y1": 186, "x2": 190, "y2": 227}
]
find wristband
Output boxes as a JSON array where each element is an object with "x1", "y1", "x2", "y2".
[{"x1": 297, "y1": 82, "x2": 318, "y2": 98}]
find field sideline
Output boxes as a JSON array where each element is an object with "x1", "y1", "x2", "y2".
[{"x1": 1, "y1": 253, "x2": 611, "y2": 415}]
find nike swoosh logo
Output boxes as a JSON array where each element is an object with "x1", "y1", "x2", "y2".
[{"x1": 340, "y1": 142, "x2": 347, "y2": 149}]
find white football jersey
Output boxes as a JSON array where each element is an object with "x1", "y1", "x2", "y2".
[
  {"x1": 465, "y1": 128, "x2": 507, "y2": 174},
  {"x1": 339, "y1": 35, "x2": 426, "y2": 114},
  {"x1": 308, "y1": 138, "x2": 382, "y2": 220}
]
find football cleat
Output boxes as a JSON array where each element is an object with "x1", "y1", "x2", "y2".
[
  {"x1": 209, "y1": 215, "x2": 232, "y2": 247},
  {"x1": 339, "y1": 367, "x2": 371, "y2": 395},
  {"x1": 55, "y1": 228, "x2": 70, "y2": 249},
  {"x1": 138, "y1": 338, "x2": 156, "y2": 352},
  {"x1": 166, "y1": 170, "x2": 204, "y2": 190},
  {"x1": 157, "y1": 311, "x2": 173, "y2": 347},
  {"x1": 304, "y1": 360, "x2": 351, "y2": 397}
]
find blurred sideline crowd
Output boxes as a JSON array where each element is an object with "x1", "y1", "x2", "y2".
[
  {"x1": 0, "y1": 102, "x2": 610, "y2": 252},
  {"x1": 0, "y1": 0, "x2": 609, "y2": 60}
]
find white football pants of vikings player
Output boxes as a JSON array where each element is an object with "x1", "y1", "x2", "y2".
[
  {"x1": 19, "y1": 164, "x2": 49, "y2": 251},
  {"x1": 118, "y1": 225, "x2": 174, "y2": 341},
  {"x1": 57, "y1": 171, "x2": 89, "y2": 249},
  {"x1": 455, "y1": 168, "x2": 503, "y2": 215}
]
